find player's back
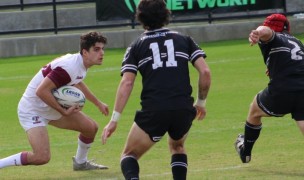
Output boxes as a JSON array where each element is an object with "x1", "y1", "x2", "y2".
[
  {"x1": 125, "y1": 28, "x2": 206, "y2": 110},
  {"x1": 260, "y1": 32, "x2": 304, "y2": 92}
]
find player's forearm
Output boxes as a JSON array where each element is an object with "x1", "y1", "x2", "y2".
[
  {"x1": 195, "y1": 59, "x2": 211, "y2": 101},
  {"x1": 75, "y1": 82, "x2": 100, "y2": 106},
  {"x1": 36, "y1": 77, "x2": 66, "y2": 114},
  {"x1": 256, "y1": 26, "x2": 274, "y2": 42},
  {"x1": 114, "y1": 79, "x2": 134, "y2": 114},
  {"x1": 36, "y1": 88, "x2": 66, "y2": 114},
  {"x1": 198, "y1": 70, "x2": 211, "y2": 100}
]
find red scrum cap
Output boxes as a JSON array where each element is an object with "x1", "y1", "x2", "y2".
[{"x1": 263, "y1": 14, "x2": 290, "y2": 33}]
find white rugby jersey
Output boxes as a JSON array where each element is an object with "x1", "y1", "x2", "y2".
[{"x1": 18, "y1": 53, "x2": 87, "y2": 120}]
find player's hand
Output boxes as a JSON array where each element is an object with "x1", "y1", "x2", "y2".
[
  {"x1": 97, "y1": 101, "x2": 109, "y2": 116},
  {"x1": 62, "y1": 104, "x2": 81, "y2": 116},
  {"x1": 249, "y1": 30, "x2": 260, "y2": 46},
  {"x1": 194, "y1": 105, "x2": 206, "y2": 120},
  {"x1": 101, "y1": 121, "x2": 117, "y2": 144}
]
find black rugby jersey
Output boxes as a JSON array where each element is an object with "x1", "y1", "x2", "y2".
[
  {"x1": 259, "y1": 32, "x2": 304, "y2": 92},
  {"x1": 121, "y1": 28, "x2": 206, "y2": 110}
]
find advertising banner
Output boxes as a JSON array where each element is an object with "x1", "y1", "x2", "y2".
[{"x1": 96, "y1": 0, "x2": 285, "y2": 21}]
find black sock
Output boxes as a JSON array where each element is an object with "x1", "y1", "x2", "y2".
[
  {"x1": 121, "y1": 156, "x2": 139, "y2": 180},
  {"x1": 171, "y1": 154, "x2": 187, "y2": 180},
  {"x1": 243, "y1": 121, "x2": 262, "y2": 156}
]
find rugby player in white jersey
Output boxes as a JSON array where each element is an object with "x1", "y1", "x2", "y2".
[{"x1": 0, "y1": 31, "x2": 109, "y2": 170}]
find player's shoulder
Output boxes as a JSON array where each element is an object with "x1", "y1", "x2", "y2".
[
  {"x1": 273, "y1": 32, "x2": 302, "y2": 46},
  {"x1": 51, "y1": 53, "x2": 82, "y2": 70},
  {"x1": 52, "y1": 53, "x2": 78, "y2": 62},
  {"x1": 275, "y1": 32, "x2": 295, "y2": 40}
]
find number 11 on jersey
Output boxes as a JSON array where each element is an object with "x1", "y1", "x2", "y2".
[{"x1": 150, "y1": 39, "x2": 177, "y2": 70}]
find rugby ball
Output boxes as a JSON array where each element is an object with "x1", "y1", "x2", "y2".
[{"x1": 52, "y1": 85, "x2": 85, "y2": 108}]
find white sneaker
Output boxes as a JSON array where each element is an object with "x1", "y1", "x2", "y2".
[{"x1": 72, "y1": 156, "x2": 108, "y2": 171}]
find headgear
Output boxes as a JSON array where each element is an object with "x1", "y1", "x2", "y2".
[{"x1": 263, "y1": 14, "x2": 290, "y2": 33}]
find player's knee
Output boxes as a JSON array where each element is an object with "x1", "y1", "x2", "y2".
[
  {"x1": 37, "y1": 157, "x2": 50, "y2": 165},
  {"x1": 169, "y1": 144, "x2": 185, "y2": 154},
  {"x1": 33, "y1": 153, "x2": 51, "y2": 165},
  {"x1": 84, "y1": 120, "x2": 99, "y2": 137},
  {"x1": 121, "y1": 152, "x2": 139, "y2": 160},
  {"x1": 93, "y1": 121, "x2": 99, "y2": 134},
  {"x1": 249, "y1": 102, "x2": 264, "y2": 119},
  {"x1": 88, "y1": 120, "x2": 98, "y2": 136}
]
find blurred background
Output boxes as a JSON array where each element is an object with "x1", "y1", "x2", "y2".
[{"x1": 0, "y1": 0, "x2": 304, "y2": 58}]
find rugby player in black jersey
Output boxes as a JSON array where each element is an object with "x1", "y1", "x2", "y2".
[
  {"x1": 101, "y1": 0, "x2": 211, "y2": 179},
  {"x1": 235, "y1": 14, "x2": 304, "y2": 163}
]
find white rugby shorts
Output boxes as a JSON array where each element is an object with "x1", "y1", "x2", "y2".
[
  {"x1": 18, "y1": 98, "x2": 62, "y2": 131},
  {"x1": 18, "y1": 110, "x2": 49, "y2": 131}
]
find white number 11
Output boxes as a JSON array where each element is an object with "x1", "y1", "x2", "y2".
[{"x1": 150, "y1": 39, "x2": 177, "y2": 70}]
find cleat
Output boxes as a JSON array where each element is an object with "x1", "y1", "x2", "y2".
[
  {"x1": 72, "y1": 156, "x2": 108, "y2": 171},
  {"x1": 234, "y1": 134, "x2": 251, "y2": 163}
]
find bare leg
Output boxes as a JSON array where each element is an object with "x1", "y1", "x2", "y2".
[
  {"x1": 0, "y1": 126, "x2": 50, "y2": 168},
  {"x1": 49, "y1": 111, "x2": 107, "y2": 170},
  {"x1": 247, "y1": 95, "x2": 269, "y2": 125},
  {"x1": 49, "y1": 111, "x2": 98, "y2": 162},
  {"x1": 237, "y1": 95, "x2": 269, "y2": 163},
  {"x1": 120, "y1": 122, "x2": 155, "y2": 179},
  {"x1": 296, "y1": 121, "x2": 304, "y2": 135},
  {"x1": 26, "y1": 126, "x2": 51, "y2": 165},
  {"x1": 168, "y1": 134, "x2": 188, "y2": 180},
  {"x1": 49, "y1": 111, "x2": 98, "y2": 138}
]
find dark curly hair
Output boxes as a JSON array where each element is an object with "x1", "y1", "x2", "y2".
[
  {"x1": 80, "y1": 31, "x2": 107, "y2": 55},
  {"x1": 136, "y1": 0, "x2": 171, "y2": 30}
]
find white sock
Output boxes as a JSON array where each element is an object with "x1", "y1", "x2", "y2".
[
  {"x1": 0, "y1": 152, "x2": 23, "y2": 168},
  {"x1": 75, "y1": 139, "x2": 91, "y2": 164}
]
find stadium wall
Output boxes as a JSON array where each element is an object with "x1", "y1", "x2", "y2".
[{"x1": 1, "y1": 18, "x2": 304, "y2": 58}]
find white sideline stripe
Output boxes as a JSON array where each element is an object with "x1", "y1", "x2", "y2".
[
  {"x1": 0, "y1": 67, "x2": 122, "y2": 81},
  {"x1": 0, "y1": 58, "x2": 254, "y2": 81},
  {"x1": 206, "y1": 164, "x2": 248, "y2": 171},
  {"x1": 0, "y1": 75, "x2": 32, "y2": 80},
  {"x1": 91, "y1": 67, "x2": 120, "y2": 72},
  {"x1": 208, "y1": 57, "x2": 253, "y2": 64},
  {"x1": 141, "y1": 165, "x2": 247, "y2": 178}
]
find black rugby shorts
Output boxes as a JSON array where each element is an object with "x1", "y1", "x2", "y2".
[
  {"x1": 134, "y1": 108, "x2": 196, "y2": 142},
  {"x1": 257, "y1": 87, "x2": 304, "y2": 120}
]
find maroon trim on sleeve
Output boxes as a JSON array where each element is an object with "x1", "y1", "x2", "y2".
[
  {"x1": 41, "y1": 64, "x2": 52, "y2": 77},
  {"x1": 47, "y1": 67, "x2": 71, "y2": 88}
]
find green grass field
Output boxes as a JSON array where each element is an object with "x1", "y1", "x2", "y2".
[{"x1": 1, "y1": 36, "x2": 304, "y2": 180}]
